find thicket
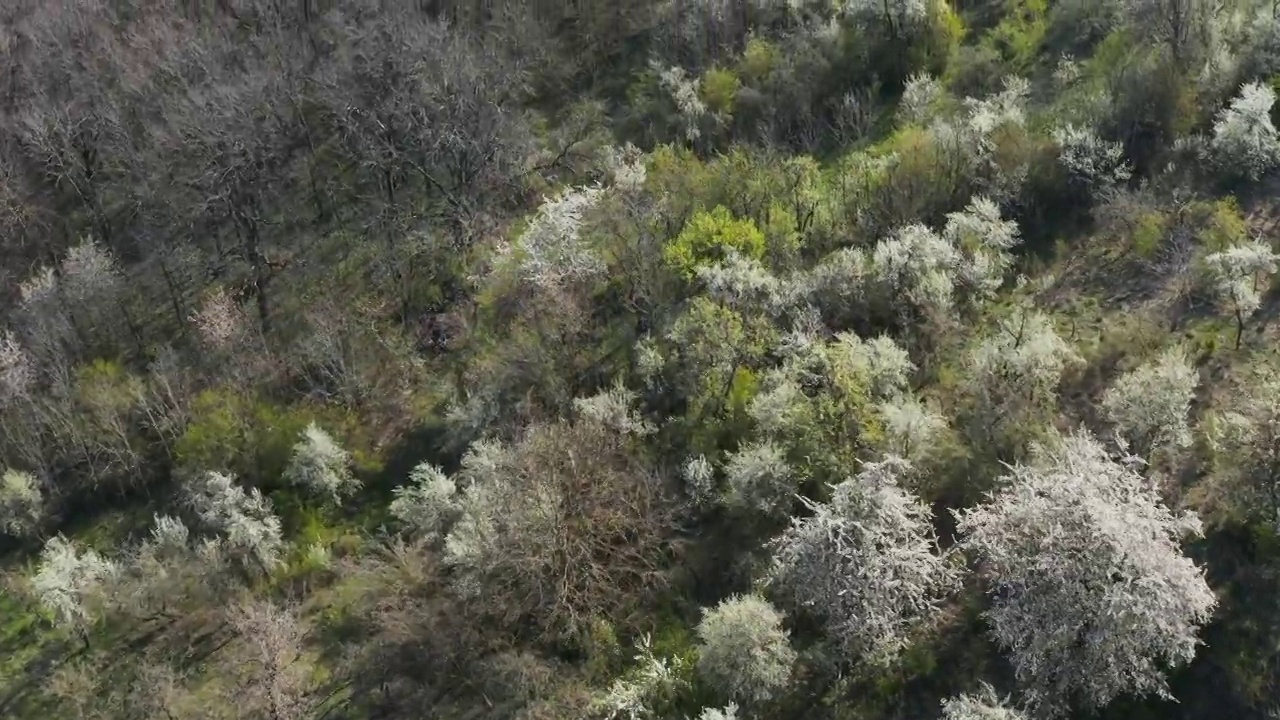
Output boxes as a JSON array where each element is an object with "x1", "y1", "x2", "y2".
[{"x1": 3, "y1": 0, "x2": 1280, "y2": 719}]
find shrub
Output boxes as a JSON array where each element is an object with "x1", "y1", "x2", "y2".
[
  {"x1": 665, "y1": 207, "x2": 767, "y2": 279},
  {"x1": 695, "y1": 594, "x2": 796, "y2": 705},
  {"x1": 282, "y1": 423, "x2": 359, "y2": 503}
]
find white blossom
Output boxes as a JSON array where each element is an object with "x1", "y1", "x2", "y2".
[
  {"x1": 32, "y1": 535, "x2": 115, "y2": 629},
  {"x1": 698, "y1": 251, "x2": 787, "y2": 316},
  {"x1": 1053, "y1": 124, "x2": 1132, "y2": 192},
  {"x1": 833, "y1": 333, "x2": 915, "y2": 399},
  {"x1": 696, "y1": 594, "x2": 796, "y2": 705},
  {"x1": 768, "y1": 456, "x2": 960, "y2": 665},
  {"x1": 879, "y1": 394, "x2": 947, "y2": 463},
  {"x1": 595, "y1": 634, "x2": 691, "y2": 720},
  {"x1": 603, "y1": 143, "x2": 648, "y2": 193},
  {"x1": 843, "y1": 0, "x2": 928, "y2": 34},
  {"x1": 871, "y1": 224, "x2": 961, "y2": 314},
  {"x1": 724, "y1": 440, "x2": 795, "y2": 518},
  {"x1": 954, "y1": 431, "x2": 1217, "y2": 712},
  {"x1": 191, "y1": 286, "x2": 249, "y2": 350},
  {"x1": 697, "y1": 706, "x2": 739, "y2": 720},
  {"x1": 185, "y1": 471, "x2": 284, "y2": 571},
  {"x1": 506, "y1": 186, "x2": 606, "y2": 289},
  {"x1": 968, "y1": 308, "x2": 1081, "y2": 408},
  {"x1": 899, "y1": 73, "x2": 944, "y2": 125},
  {"x1": 574, "y1": 383, "x2": 654, "y2": 436},
  {"x1": 283, "y1": 423, "x2": 359, "y2": 503},
  {"x1": 1211, "y1": 81, "x2": 1280, "y2": 180},
  {"x1": 941, "y1": 683, "x2": 1027, "y2": 720},
  {"x1": 18, "y1": 265, "x2": 57, "y2": 308},
  {"x1": 655, "y1": 63, "x2": 707, "y2": 143},
  {"x1": 749, "y1": 378, "x2": 807, "y2": 437},
  {"x1": 0, "y1": 330, "x2": 35, "y2": 402},
  {"x1": 682, "y1": 454, "x2": 718, "y2": 507},
  {"x1": 943, "y1": 196, "x2": 1023, "y2": 299},
  {"x1": 390, "y1": 462, "x2": 460, "y2": 541},
  {"x1": 1102, "y1": 347, "x2": 1199, "y2": 453},
  {"x1": 1202, "y1": 240, "x2": 1278, "y2": 336},
  {"x1": 0, "y1": 469, "x2": 42, "y2": 537},
  {"x1": 59, "y1": 237, "x2": 121, "y2": 304}
]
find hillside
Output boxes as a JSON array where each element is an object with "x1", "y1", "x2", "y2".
[{"x1": 3, "y1": 1, "x2": 1280, "y2": 719}]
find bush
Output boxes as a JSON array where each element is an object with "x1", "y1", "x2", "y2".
[
  {"x1": 665, "y1": 207, "x2": 767, "y2": 279},
  {"x1": 695, "y1": 594, "x2": 796, "y2": 706}
]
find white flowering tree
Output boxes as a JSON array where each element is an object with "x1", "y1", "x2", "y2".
[
  {"x1": 502, "y1": 185, "x2": 606, "y2": 290},
  {"x1": 32, "y1": 535, "x2": 115, "y2": 644},
  {"x1": 654, "y1": 63, "x2": 708, "y2": 144},
  {"x1": 185, "y1": 471, "x2": 284, "y2": 572},
  {"x1": 870, "y1": 224, "x2": 962, "y2": 318},
  {"x1": 898, "y1": 73, "x2": 944, "y2": 126},
  {"x1": 0, "y1": 469, "x2": 43, "y2": 538},
  {"x1": 1202, "y1": 239, "x2": 1279, "y2": 349},
  {"x1": 724, "y1": 440, "x2": 795, "y2": 519},
  {"x1": 942, "y1": 196, "x2": 1024, "y2": 302},
  {"x1": 832, "y1": 332, "x2": 915, "y2": 398},
  {"x1": 1052, "y1": 124, "x2": 1132, "y2": 195},
  {"x1": 0, "y1": 330, "x2": 35, "y2": 404},
  {"x1": 954, "y1": 431, "x2": 1217, "y2": 712},
  {"x1": 940, "y1": 683, "x2": 1026, "y2": 720},
  {"x1": 1210, "y1": 82, "x2": 1280, "y2": 180},
  {"x1": 389, "y1": 462, "x2": 460, "y2": 541},
  {"x1": 283, "y1": 423, "x2": 359, "y2": 503},
  {"x1": 1101, "y1": 347, "x2": 1198, "y2": 455},
  {"x1": 878, "y1": 394, "x2": 948, "y2": 465},
  {"x1": 966, "y1": 305, "x2": 1081, "y2": 453},
  {"x1": 768, "y1": 456, "x2": 960, "y2": 665},
  {"x1": 695, "y1": 594, "x2": 796, "y2": 706},
  {"x1": 697, "y1": 251, "x2": 788, "y2": 317}
]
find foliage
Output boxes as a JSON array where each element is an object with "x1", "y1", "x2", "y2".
[{"x1": 665, "y1": 207, "x2": 768, "y2": 279}]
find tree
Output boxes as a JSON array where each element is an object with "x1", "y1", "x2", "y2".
[
  {"x1": 389, "y1": 462, "x2": 460, "y2": 542},
  {"x1": 229, "y1": 600, "x2": 314, "y2": 720},
  {"x1": 832, "y1": 332, "x2": 915, "y2": 399},
  {"x1": 965, "y1": 305, "x2": 1081, "y2": 457},
  {"x1": 723, "y1": 440, "x2": 795, "y2": 519},
  {"x1": 1101, "y1": 347, "x2": 1198, "y2": 455},
  {"x1": 1202, "y1": 239, "x2": 1278, "y2": 349},
  {"x1": 500, "y1": 185, "x2": 607, "y2": 291},
  {"x1": 184, "y1": 471, "x2": 284, "y2": 573},
  {"x1": 1210, "y1": 82, "x2": 1280, "y2": 181},
  {"x1": 878, "y1": 394, "x2": 947, "y2": 465},
  {"x1": 954, "y1": 431, "x2": 1217, "y2": 712},
  {"x1": 695, "y1": 594, "x2": 796, "y2": 706},
  {"x1": 32, "y1": 534, "x2": 115, "y2": 645},
  {"x1": 442, "y1": 401, "x2": 678, "y2": 642},
  {"x1": 0, "y1": 468, "x2": 42, "y2": 538},
  {"x1": 1052, "y1": 124, "x2": 1132, "y2": 196},
  {"x1": 282, "y1": 423, "x2": 358, "y2": 503},
  {"x1": 768, "y1": 456, "x2": 960, "y2": 665},
  {"x1": 1205, "y1": 363, "x2": 1280, "y2": 530},
  {"x1": 940, "y1": 683, "x2": 1026, "y2": 720}
]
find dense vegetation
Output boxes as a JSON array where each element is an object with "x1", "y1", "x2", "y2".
[{"x1": 5, "y1": 0, "x2": 1280, "y2": 718}]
